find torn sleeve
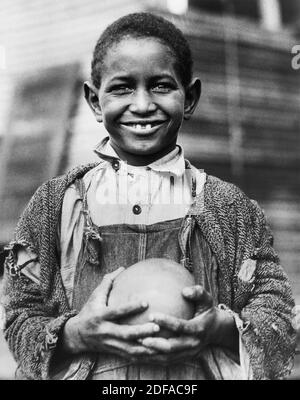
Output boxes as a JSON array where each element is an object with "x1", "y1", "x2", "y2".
[
  {"x1": 218, "y1": 303, "x2": 253, "y2": 379},
  {"x1": 1, "y1": 241, "x2": 78, "y2": 380}
]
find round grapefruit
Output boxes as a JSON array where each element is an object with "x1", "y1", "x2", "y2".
[{"x1": 108, "y1": 258, "x2": 195, "y2": 337}]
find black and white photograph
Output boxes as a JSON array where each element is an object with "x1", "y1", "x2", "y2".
[{"x1": 0, "y1": 0, "x2": 299, "y2": 384}]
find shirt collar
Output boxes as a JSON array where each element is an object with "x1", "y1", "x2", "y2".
[{"x1": 94, "y1": 136, "x2": 186, "y2": 177}]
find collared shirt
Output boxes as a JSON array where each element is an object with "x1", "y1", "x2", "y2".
[{"x1": 75, "y1": 136, "x2": 207, "y2": 226}]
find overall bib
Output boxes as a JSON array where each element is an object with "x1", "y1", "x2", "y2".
[{"x1": 71, "y1": 178, "x2": 222, "y2": 380}]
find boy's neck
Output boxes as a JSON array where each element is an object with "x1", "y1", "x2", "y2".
[{"x1": 109, "y1": 141, "x2": 178, "y2": 166}]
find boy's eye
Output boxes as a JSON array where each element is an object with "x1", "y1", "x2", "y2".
[
  {"x1": 152, "y1": 83, "x2": 174, "y2": 93},
  {"x1": 110, "y1": 85, "x2": 133, "y2": 95}
]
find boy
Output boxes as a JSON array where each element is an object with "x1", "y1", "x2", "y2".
[{"x1": 1, "y1": 12, "x2": 296, "y2": 380}]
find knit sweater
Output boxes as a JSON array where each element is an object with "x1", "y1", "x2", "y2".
[{"x1": 1, "y1": 163, "x2": 296, "y2": 380}]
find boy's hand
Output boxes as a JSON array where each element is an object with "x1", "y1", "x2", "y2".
[
  {"x1": 61, "y1": 268, "x2": 160, "y2": 359},
  {"x1": 138, "y1": 285, "x2": 238, "y2": 364}
]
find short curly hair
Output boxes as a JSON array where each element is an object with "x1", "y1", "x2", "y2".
[{"x1": 91, "y1": 12, "x2": 193, "y2": 89}]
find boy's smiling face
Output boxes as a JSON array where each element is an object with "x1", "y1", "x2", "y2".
[{"x1": 85, "y1": 37, "x2": 200, "y2": 165}]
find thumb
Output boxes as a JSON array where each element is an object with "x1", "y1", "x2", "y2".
[
  {"x1": 182, "y1": 285, "x2": 213, "y2": 311},
  {"x1": 92, "y1": 267, "x2": 125, "y2": 306}
]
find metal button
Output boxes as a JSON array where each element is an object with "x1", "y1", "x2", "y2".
[
  {"x1": 132, "y1": 204, "x2": 142, "y2": 215},
  {"x1": 112, "y1": 160, "x2": 120, "y2": 171}
]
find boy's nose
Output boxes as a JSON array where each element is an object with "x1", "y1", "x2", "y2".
[{"x1": 129, "y1": 90, "x2": 157, "y2": 114}]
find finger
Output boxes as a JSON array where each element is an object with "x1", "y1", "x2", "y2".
[
  {"x1": 103, "y1": 338, "x2": 159, "y2": 357},
  {"x1": 90, "y1": 268, "x2": 125, "y2": 306},
  {"x1": 182, "y1": 285, "x2": 213, "y2": 311},
  {"x1": 141, "y1": 336, "x2": 200, "y2": 353},
  {"x1": 140, "y1": 337, "x2": 171, "y2": 352},
  {"x1": 109, "y1": 267, "x2": 126, "y2": 280},
  {"x1": 136, "y1": 346, "x2": 203, "y2": 365},
  {"x1": 149, "y1": 312, "x2": 207, "y2": 336},
  {"x1": 163, "y1": 336, "x2": 200, "y2": 351},
  {"x1": 102, "y1": 321, "x2": 160, "y2": 341},
  {"x1": 105, "y1": 300, "x2": 149, "y2": 321},
  {"x1": 149, "y1": 312, "x2": 187, "y2": 334}
]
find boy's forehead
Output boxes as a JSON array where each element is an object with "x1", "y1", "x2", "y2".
[{"x1": 101, "y1": 37, "x2": 178, "y2": 79}]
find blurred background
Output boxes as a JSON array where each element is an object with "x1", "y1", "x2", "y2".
[{"x1": 0, "y1": 0, "x2": 299, "y2": 379}]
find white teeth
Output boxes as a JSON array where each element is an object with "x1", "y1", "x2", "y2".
[
  {"x1": 132, "y1": 124, "x2": 152, "y2": 131},
  {"x1": 123, "y1": 123, "x2": 157, "y2": 132}
]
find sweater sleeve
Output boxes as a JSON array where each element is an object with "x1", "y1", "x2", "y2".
[
  {"x1": 1, "y1": 250, "x2": 78, "y2": 380},
  {"x1": 0, "y1": 182, "x2": 80, "y2": 380},
  {"x1": 233, "y1": 199, "x2": 297, "y2": 380}
]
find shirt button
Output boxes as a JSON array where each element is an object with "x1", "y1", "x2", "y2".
[
  {"x1": 132, "y1": 204, "x2": 142, "y2": 215},
  {"x1": 112, "y1": 160, "x2": 120, "y2": 171}
]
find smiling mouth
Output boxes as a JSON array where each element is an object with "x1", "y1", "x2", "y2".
[{"x1": 120, "y1": 121, "x2": 166, "y2": 134}]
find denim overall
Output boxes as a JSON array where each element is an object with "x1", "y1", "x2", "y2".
[{"x1": 71, "y1": 173, "x2": 220, "y2": 380}]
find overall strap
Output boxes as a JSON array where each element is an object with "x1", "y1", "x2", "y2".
[
  {"x1": 184, "y1": 159, "x2": 197, "y2": 198},
  {"x1": 74, "y1": 178, "x2": 102, "y2": 243},
  {"x1": 178, "y1": 160, "x2": 202, "y2": 272}
]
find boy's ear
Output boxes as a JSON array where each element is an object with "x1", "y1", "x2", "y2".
[
  {"x1": 184, "y1": 78, "x2": 201, "y2": 120},
  {"x1": 83, "y1": 81, "x2": 102, "y2": 123}
]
